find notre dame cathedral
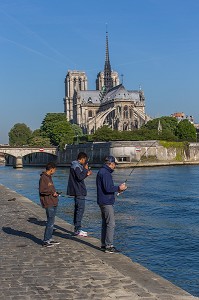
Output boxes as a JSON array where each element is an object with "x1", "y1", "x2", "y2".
[{"x1": 63, "y1": 32, "x2": 150, "y2": 134}]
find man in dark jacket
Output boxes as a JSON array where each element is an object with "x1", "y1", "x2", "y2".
[
  {"x1": 39, "y1": 162, "x2": 60, "y2": 247},
  {"x1": 67, "y1": 152, "x2": 92, "y2": 236},
  {"x1": 96, "y1": 156, "x2": 127, "y2": 253}
]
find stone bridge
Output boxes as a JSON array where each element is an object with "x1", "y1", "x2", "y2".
[{"x1": 0, "y1": 146, "x2": 58, "y2": 168}]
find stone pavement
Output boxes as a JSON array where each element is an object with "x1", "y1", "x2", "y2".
[{"x1": 0, "y1": 184, "x2": 198, "y2": 300}]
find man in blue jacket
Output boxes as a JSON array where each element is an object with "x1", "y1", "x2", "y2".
[
  {"x1": 67, "y1": 152, "x2": 92, "y2": 237},
  {"x1": 96, "y1": 156, "x2": 127, "y2": 253}
]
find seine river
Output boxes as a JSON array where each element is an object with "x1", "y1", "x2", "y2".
[{"x1": 0, "y1": 164, "x2": 199, "y2": 296}]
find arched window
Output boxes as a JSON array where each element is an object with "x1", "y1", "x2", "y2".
[
  {"x1": 123, "y1": 122, "x2": 128, "y2": 131},
  {"x1": 123, "y1": 106, "x2": 128, "y2": 119},
  {"x1": 130, "y1": 108, "x2": 133, "y2": 118},
  {"x1": 88, "y1": 110, "x2": 92, "y2": 118},
  {"x1": 73, "y1": 78, "x2": 77, "y2": 88},
  {"x1": 79, "y1": 78, "x2": 81, "y2": 90}
]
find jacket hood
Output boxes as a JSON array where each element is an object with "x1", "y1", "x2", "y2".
[
  {"x1": 71, "y1": 160, "x2": 79, "y2": 167},
  {"x1": 103, "y1": 164, "x2": 114, "y2": 173}
]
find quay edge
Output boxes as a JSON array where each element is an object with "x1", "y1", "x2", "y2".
[{"x1": 0, "y1": 184, "x2": 198, "y2": 299}]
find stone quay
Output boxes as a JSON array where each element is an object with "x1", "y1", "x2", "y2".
[
  {"x1": 4, "y1": 141, "x2": 199, "y2": 168},
  {"x1": 0, "y1": 184, "x2": 198, "y2": 300}
]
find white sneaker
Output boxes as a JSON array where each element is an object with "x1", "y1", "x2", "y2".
[{"x1": 75, "y1": 230, "x2": 87, "y2": 237}]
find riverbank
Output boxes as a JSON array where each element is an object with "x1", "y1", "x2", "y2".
[
  {"x1": 4, "y1": 140, "x2": 199, "y2": 169},
  {"x1": 0, "y1": 184, "x2": 197, "y2": 300}
]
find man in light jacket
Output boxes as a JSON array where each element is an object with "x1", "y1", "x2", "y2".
[
  {"x1": 96, "y1": 156, "x2": 127, "y2": 253},
  {"x1": 67, "y1": 152, "x2": 92, "y2": 237}
]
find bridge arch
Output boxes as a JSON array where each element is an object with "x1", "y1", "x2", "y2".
[{"x1": 0, "y1": 147, "x2": 57, "y2": 168}]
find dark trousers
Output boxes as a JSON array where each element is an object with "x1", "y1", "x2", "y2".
[
  {"x1": 100, "y1": 205, "x2": 115, "y2": 248},
  {"x1": 44, "y1": 206, "x2": 57, "y2": 242},
  {"x1": 74, "y1": 196, "x2": 85, "y2": 232}
]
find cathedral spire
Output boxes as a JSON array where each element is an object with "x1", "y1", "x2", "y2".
[{"x1": 104, "y1": 28, "x2": 113, "y2": 92}]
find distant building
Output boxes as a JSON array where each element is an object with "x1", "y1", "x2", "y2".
[
  {"x1": 63, "y1": 32, "x2": 151, "y2": 134},
  {"x1": 171, "y1": 112, "x2": 194, "y2": 124}
]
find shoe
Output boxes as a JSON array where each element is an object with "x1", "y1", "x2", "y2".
[
  {"x1": 74, "y1": 230, "x2": 88, "y2": 237},
  {"x1": 43, "y1": 242, "x2": 54, "y2": 248},
  {"x1": 100, "y1": 246, "x2": 106, "y2": 252},
  {"x1": 50, "y1": 240, "x2": 60, "y2": 245},
  {"x1": 105, "y1": 246, "x2": 120, "y2": 253}
]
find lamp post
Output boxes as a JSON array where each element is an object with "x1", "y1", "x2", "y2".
[{"x1": 76, "y1": 134, "x2": 79, "y2": 144}]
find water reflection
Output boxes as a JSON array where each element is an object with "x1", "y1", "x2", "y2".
[{"x1": 0, "y1": 165, "x2": 199, "y2": 296}]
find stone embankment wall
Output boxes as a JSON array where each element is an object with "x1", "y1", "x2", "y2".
[
  {"x1": 57, "y1": 141, "x2": 199, "y2": 167},
  {"x1": 4, "y1": 141, "x2": 199, "y2": 167}
]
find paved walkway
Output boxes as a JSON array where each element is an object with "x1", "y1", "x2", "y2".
[{"x1": 0, "y1": 184, "x2": 198, "y2": 300}]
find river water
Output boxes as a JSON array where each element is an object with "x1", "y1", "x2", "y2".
[{"x1": 0, "y1": 164, "x2": 199, "y2": 296}]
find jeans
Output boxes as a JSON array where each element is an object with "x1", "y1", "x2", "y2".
[
  {"x1": 100, "y1": 205, "x2": 115, "y2": 248},
  {"x1": 74, "y1": 196, "x2": 85, "y2": 232},
  {"x1": 43, "y1": 206, "x2": 57, "y2": 242}
]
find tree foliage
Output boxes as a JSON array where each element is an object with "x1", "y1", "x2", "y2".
[
  {"x1": 92, "y1": 126, "x2": 116, "y2": 141},
  {"x1": 71, "y1": 124, "x2": 83, "y2": 137},
  {"x1": 28, "y1": 136, "x2": 51, "y2": 147},
  {"x1": 9, "y1": 123, "x2": 32, "y2": 146},
  {"x1": 50, "y1": 121, "x2": 74, "y2": 146},
  {"x1": 91, "y1": 117, "x2": 196, "y2": 142},
  {"x1": 176, "y1": 119, "x2": 196, "y2": 141},
  {"x1": 143, "y1": 116, "x2": 178, "y2": 134},
  {"x1": 40, "y1": 113, "x2": 67, "y2": 138},
  {"x1": 40, "y1": 113, "x2": 77, "y2": 147}
]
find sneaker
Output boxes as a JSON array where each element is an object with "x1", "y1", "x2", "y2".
[
  {"x1": 74, "y1": 230, "x2": 88, "y2": 237},
  {"x1": 105, "y1": 246, "x2": 120, "y2": 253},
  {"x1": 50, "y1": 240, "x2": 60, "y2": 245},
  {"x1": 43, "y1": 242, "x2": 54, "y2": 248},
  {"x1": 100, "y1": 246, "x2": 106, "y2": 252}
]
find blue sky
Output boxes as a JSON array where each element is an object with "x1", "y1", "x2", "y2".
[{"x1": 0, "y1": 0, "x2": 199, "y2": 143}]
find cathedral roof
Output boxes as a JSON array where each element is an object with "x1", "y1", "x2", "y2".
[
  {"x1": 101, "y1": 84, "x2": 141, "y2": 104},
  {"x1": 78, "y1": 90, "x2": 101, "y2": 104}
]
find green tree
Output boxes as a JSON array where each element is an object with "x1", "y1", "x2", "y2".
[
  {"x1": 28, "y1": 128, "x2": 52, "y2": 147},
  {"x1": 40, "y1": 113, "x2": 76, "y2": 147},
  {"x1": 143, "y1": 116, "x2": 178, "y2": 135},
  {"x1": 9, "y1": 123, "x2": 32, "y2": 146},
  {"x1": 176, "y1": 119, "x2": 196, "y2": 141},
  {"x1": 31, "y1": 129, "x2": 42, "y2": 138},
  {"x1": 51, "y1": 121, "x2": 74, "y2": 147},
  {"x1": 29, "y1": 136, "x2": 51, "y2": 147},
  {"x1": 40, "y1": 113, "x2": 67, "y2": 139},
  {"x1": 71, "y1": 124, "x2": 83, "y2": 144},
  {"x1": 92, "y1": 126, "x2": 116, "y2": 141}
]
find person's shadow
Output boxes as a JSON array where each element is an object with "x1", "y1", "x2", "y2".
[
  {"x1": 27, "y1": 217, "x2": 101, "y2": 251},
  {"x1": 2, "y1": 226, "x2": 43, "y2": 245},
  {"x1": 27, "y1": 217, "x2": 73, "y2": 238}
]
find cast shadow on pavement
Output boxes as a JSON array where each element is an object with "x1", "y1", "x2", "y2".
[
  {"x1": 27, "y1": 217, "x2": 101, "y2": 251},
  {"x1": 2, "y1": 226, "x2": 43, "y2": 245}
]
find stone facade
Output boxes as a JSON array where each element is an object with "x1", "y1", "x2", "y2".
[{"x1": 63, "y1": 32, "x2": 151, "y2": 134}]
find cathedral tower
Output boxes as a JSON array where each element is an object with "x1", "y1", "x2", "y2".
[{"x1": 63, "y1": 70, "x2": 88, "y2": 122}]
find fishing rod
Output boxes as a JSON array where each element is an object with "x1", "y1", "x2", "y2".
[{"x1": 117, "y1": 140, "x2": 157, "y2": 196}]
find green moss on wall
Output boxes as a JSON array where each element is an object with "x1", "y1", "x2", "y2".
[{"x1": 159, "y1": 140, "x2": 189, "y2": 161}]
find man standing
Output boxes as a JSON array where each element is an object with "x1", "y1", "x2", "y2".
[
  {"x1": 96, "y1": 156, "x2": 127, "y2": 253},
  {"x1": 67, "y1": 152, "x2": 92, "y2": 237},
  {"x1": 39, "y1": 162, "x2": 60, "y2": 247}
]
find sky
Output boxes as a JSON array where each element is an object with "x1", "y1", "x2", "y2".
[{"x1": 1, "y1": 0, "x2": 199, "y2": 143}]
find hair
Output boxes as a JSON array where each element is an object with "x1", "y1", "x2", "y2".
[
  {"x1": 77, "y1": 152, "x2": 88, "y2": 160},
  {"x1": 46, "y1": 162, "x2": 56, "y2": 171}
]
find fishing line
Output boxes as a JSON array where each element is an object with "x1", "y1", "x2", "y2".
[{"x1": 117, "y1": 140, "x2": 157, "y2": 196}]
